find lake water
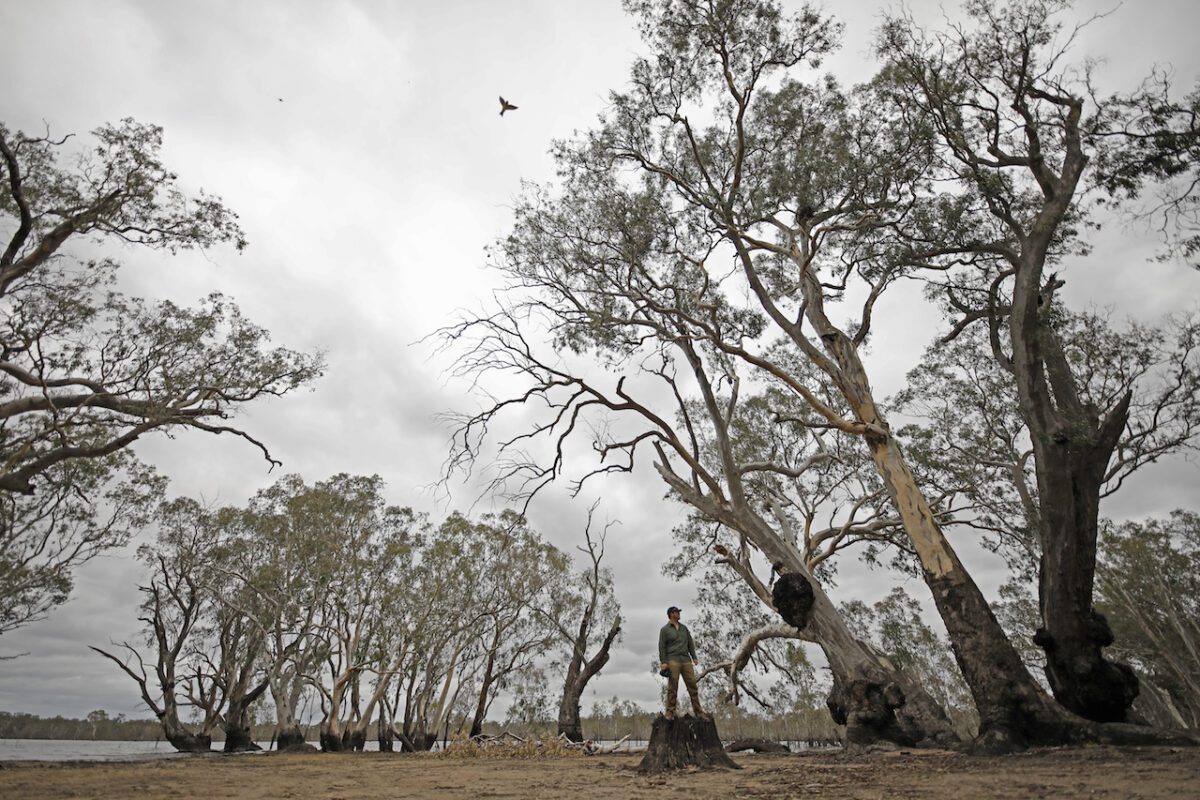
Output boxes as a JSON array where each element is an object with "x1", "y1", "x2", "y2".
[
  {"x1": 0, "y1": 739, "x2": 347, "y2": 762},
  {"x1": 0, "y1": 738, "x2": 189, "y2": 761}
]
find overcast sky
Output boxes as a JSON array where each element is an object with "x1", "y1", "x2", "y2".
[{"x1": 1, "y1": 0, "x2": 1198, "y2": 723}]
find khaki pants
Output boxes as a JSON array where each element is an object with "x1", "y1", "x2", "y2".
[{"x1": 665, "y1": 660, "x2": 703, "y2": 716}]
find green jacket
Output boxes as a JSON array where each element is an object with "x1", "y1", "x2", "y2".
[{"x1": 658, "y1": 621, "x2": 696, "y2": 663}]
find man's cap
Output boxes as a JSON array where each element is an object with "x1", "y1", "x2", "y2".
[{"x1": 667, "y1": 606, "x2": 682, "y2": 614}]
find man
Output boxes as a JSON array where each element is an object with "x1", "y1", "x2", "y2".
[{"x1": 658, "y1": 606, "x2": 706, "y2": 720}]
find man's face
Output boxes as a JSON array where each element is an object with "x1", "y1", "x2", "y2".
[{"x1": 668, "y1": 610, "x2": 681, "y2": 623}]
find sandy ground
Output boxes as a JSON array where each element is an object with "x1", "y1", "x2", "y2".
[{"x1": 1, "y1": 744, "x2": 1197, "y2": 800}]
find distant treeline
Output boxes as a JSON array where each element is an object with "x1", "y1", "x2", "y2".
[
  {"x1": 0, "y1": 711, "x2": 297, "y2": 743},
  {"x1": 1, "y1": 711, "x2": 164, "y2": 741},
  {"x1": 3, "y1": 706, "x2": 841, "y2": 746}
]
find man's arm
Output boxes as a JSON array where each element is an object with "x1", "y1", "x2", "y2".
[
  {"x1": 687, "y1": 626, "x2": 697, "y2": 662},
  {"x1": 658, "y1": 626, "x2": 668, "y2": 664}
]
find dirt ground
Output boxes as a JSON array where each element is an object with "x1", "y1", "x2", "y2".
[{"x1": 2, "y1": 744, "x2": 1198, "y2": 800}]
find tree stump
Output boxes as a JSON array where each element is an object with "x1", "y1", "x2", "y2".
[{"x1": 636, "y1": 715, "x2": 741, "y2": 774}]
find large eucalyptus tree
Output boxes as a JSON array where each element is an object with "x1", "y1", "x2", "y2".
[
  {"x1": 0, "y1": 119, "x2": 323, "y2": 633},
  {"x1": 442, "y1": 0, "x2": 1197, "y2": 751},
  {"x1": 879, "y1": 0, "x2": 1200, "y2": 722}
]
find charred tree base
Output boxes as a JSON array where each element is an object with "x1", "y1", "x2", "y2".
[
  {"x1": 969, "y1": 721, "x2": 1200, "y2": 755},
  {"x1": 827, "y1": 678, "x2": 917, "y2": 749},
  {"x1": 223, "y1": 728, "x2": 262, "y2": 753},
  {"x1": 400, "y1": 731, "x2": 437, "y2": 752},
  {"x1": 166, "y1": 732, "x2": 212, "y2": 753},
  {"x1": 342, "y1": 729, "x2": 367, "y2": 752},
  {"x1": 725, "y1": 738, "x2": 789, "y2": 754},
  {"x1": 637, "y1": 715, "x2": 741, "y2": 775},
  {"x1": 378, "y1": 729, "x2": 395, "y2": 752},
  {"x1": 276, "y1": 728, "x2": 306, "y2": 751},
  {"x1": 558, "y1": 720, "x2": 584, "y2": 744},
  {"x1": 319, "y1": 732, "x2": 345, "y2": 752},
  {"x1": 966, "y1": 688, "x2": 1200, "y2": 755},
  {"x1": 1037, "y1": 624, "x2": 1140, "y2": 724}
]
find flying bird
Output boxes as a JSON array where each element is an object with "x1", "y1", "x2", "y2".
[{"x1": 499, "y1": 96, "x2": 518, "y2": 116}]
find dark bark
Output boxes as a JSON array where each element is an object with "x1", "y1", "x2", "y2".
[
  {"x1": 815, "y1": 639, "x2": 959, "y2": 748},
  {"x1": 275, "y1": 727, "x2": 305, "y2": 751},
  {"x1": 1033, "y1": 425, "x2": 1140, "y2": 722},
  {"x1": 826, "y1": 676, "x2": 912, "y2": 748},
  {"x1": 825, "y1": 669, "x2": 964, "y2": 750},
  {"x1": 469, "y1": 648, "x2": 498, "y2": 739},
  {"x1": 637, "y1": 714, "x2": 741, "y2": 774},
  {"x1": 90, "y1": 569, "x2": 217, "y2": 755},
  {"x1": 377, "y1": 717, "x2": 395, "y2": 752},
  {"x1": 222, "y1": 721, "x2": 260, "y2": 753},
  {"x1": 399, "y1": 729, "x2": 437, "y2": 752},
  {"x1": 222, "y1": 691, "x2": 266, "y2": 753},
  {"x1": 992, "y1": 63, "x2": 1139, "y2": 723},
  {"x1": 885, "y1": 668, "x2": 963, "y2": 747},
  {"x1": 725, "y1": 738, "x2": 789, "y2": 753},
  {"x1": 797, "y1": 276, "x2": 1059, "y2": 749},
  {"x1": 319, "y1": 731, "x2": 344, "y2": 752},
  {"x1": 411, "y1": 731, "x2": 437, "y2": 751},
  {"x1": 165, "y1": 730, "x2": 212, "y2": 753},
  {"x1": 557, "y1": 695, "x2": 584, "y2": 744},
  {"x1": 773, "y1": 571, "x2": 948, "y2": 746},
  {"x1": 921, "y1": 563, "x2": 1071, "y2": 752},
  {"x1": 862, "y1": 433, "x2": 1081, "y2": 750},
  {"x1": 342, "y1": 728, "x2": 367, "y2": 752},
  {"x1": 772, "y1": 573, "x2": 815, "y2": 628},
  {"x1": 557, "y1": 615, "x2": 621, "y2": 743}
]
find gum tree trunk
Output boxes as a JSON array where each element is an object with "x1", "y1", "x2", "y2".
[
  {"x1": 865, "y1": 432, "x2": 1073, "y2": 750},
  {"x1": 557, "y1": 616, "x2": 621, "y2": 742},
  {"x1": 794, "y1": 277, "x2": 1074, "y2": 750},
  {"x1": 1010, "y1": 264, "x2": 1141, "y2": 723},
  {"x1": 1032, "y1": 435, "x2": 1139, "y2": 722},
  {"x1": 222, "y1": 706, "x2": 261, "y2": 753},
  {"x1": 270, "y1": 676, "x2": 306, "y2": 750},
  {"x1": 656, "y1": 472, "x2": 962, "y2": 748},
  {"x1": 342, "y1": 727, "x2": 367, "y2": 751},
  {"x1": 469, "y1": 646, "x2": 498, "y2": 739},
  {"x1": 223, "y1": 679, "x2": 269, "y2": 753},
  {"x1": 377, "y1": 714, "x2": 396, "y2": 752}
]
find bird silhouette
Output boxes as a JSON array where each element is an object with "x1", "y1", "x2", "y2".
[{"x1": 499, "y1": 96, "x2": 518, "y2": 116}]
